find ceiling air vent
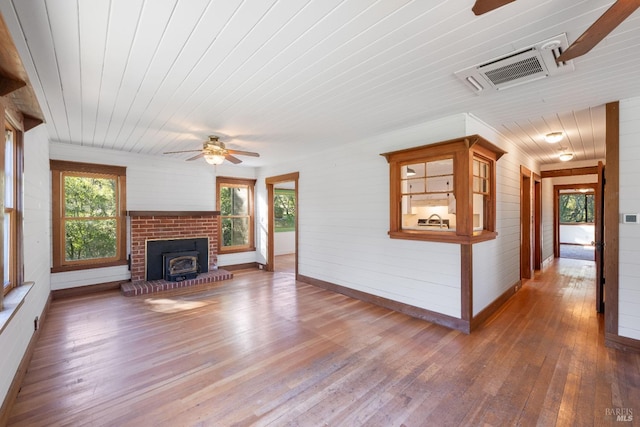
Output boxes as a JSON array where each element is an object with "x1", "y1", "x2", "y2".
[{"x1": 455, "y1": 34, "x2": 574, "y2": 95}]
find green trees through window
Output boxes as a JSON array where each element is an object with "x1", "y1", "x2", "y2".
[
  {"x1": 274, "y1": 189, "x2": 295, "y2": 232},
  {"x1": 559, "y1": 192, "x2": 595, "y2": 223},
  {"x1": 51, "y1": 160, "x2": 127, "y2": 271},
  {"x1": 64, "y1": 175, "x2": 118, "y2": 261},
  {"x1": 217, "y1": 177, "x2": 255, "y2": 253},
  {"x1": 220, "y1": 186, "x2": 249, "y2": 247}
]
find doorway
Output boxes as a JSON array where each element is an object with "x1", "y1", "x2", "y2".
[
  {"x1": 266, "y1": 172, "x2": 299, "y2": 275},
  {"x1": 553, "y1": 183, "x2": 598, "y2": 261},
  {"x1": 521, "y1": 166, "x2": 542, "y2": 280}
]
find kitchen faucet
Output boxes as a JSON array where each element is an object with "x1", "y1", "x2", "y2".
[{"x1": 427, "y1": 213, "x2": 444, "y2": 228}]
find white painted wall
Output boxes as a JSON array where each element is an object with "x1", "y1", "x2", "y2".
[
  {"x1": 466, "y1": 115, "x2": 539, "y2": 316},
  {"x1": 257, "y1": 114, "x2": 535, "y2": 319},
  {"x1": 560, "y1": 224, "x2": 594, "y2": 245},
  {"x1": 0, "y1": 125, "x2": 52, "y2": 406},
  {"x1": 274, "y1": 231, "x2": 295, "y2": 255},
  {"x1": 619, "y1": 96, "x2": 640, "y2": 340},
  {"x1": 49, "y1": 142, "x2": 257, "y2": 288}
]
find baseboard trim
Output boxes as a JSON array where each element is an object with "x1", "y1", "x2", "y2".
[
  {"x1": 605, "y1": 332, "x2": 640, "y2": 353},
  {"x1": 0, "y1": 292, "x2": 52, "y2": 426},
  {"x1": 221, "y1": 262, "x2": 260, "y2": 271},
  {"x1": 52, "y1": 280, "x2": 124, "y2": 299},
  {"x1": 470, "y1": 280, "x2": 521, "y2": 331},
  {"x1": 297, "y1": 274, "x2": 470, "y2": 333},
  {"x1": 541, "y1": 255, "x2": 555, "y2": 270}
]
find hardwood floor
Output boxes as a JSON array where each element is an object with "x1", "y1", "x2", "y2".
[{"x1": 6, "y1": 258, "x2": 639, "y2": 426}]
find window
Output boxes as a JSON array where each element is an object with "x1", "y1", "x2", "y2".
[
  {"x1": 382, "y1": 135, "x2": 505, "y2": 244},
  {"x1": 217, "y1": 177, "x2": 256, "y2": 253},
  {"x1": 50, "y1": 161, "x2": 127, "y2": 272},
  {"x1": 3, "y1": 123, "x2": 22, "y2": 294},
  {"x1": 559, "y1": 192, "x2": 595, "y2": 223},
  {"x1": 274, "y1": 188, "x2": 296, "y2": 232}
]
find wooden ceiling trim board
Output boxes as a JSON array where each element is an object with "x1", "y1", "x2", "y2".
[
  {"x1": 0, "y1": 7, "x2": 44, "y2": 128},
  {"x1": 0, "y1": 76, "x2": 25, "y2": 97}
]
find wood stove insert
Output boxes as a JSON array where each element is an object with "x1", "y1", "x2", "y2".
[{"x1": 146, "y1": 237, "x2": 209, "y2": 281}]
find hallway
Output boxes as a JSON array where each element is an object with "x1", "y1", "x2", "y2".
[{"x1": 6, "y1": 258, "x2": 639, "y2": 426}]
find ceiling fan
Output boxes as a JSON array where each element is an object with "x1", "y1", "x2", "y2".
[
  {"x1": 163, "y1": 135, "x2": 260, "y2": 165},
  {"x1": 472, "y1": 0, "x2": 640, "y2": 62}
]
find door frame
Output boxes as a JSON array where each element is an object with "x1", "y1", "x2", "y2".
[
  {"x1": 520, "y1": 166, "x2": 533, "y2": 280},
  {"x1": 604, "y1": 101, "x2": 620, "y2": 340},
  {"x1": 553, "y1": 183, "x2": 598, "y2": 259},
  {"x1": 265, "y1": 172, "x2": 299, "y2": 274},
  {"x1": 595, "y1": 161, "x2": 605, "y2": 313},
  {"x1": 533, "y1": 173, "x2": 542, "y2": 270}
]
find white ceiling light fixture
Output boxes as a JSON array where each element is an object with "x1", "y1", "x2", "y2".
[
  {"x1": 204, "y1": 153, "x2": 226, "y2": 165},
  {"x1": 558, "y1": 149, "x2": 574, "y2": 162},
  {"x1": 544, "y1": 132, "x2": 564, "y2": 143}
]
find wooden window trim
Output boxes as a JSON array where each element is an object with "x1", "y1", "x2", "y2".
[
  {"x1": 3, "y1": 120, "x2": 23, "y2": 295},
  {"x1": 50, "y1": 160, "x2": 127, "y2": 272},
  {"x1": 381, "y1": 135, "x2": 505, "y2": 244},
  {"x1": 216, "y1": 176, "x2": 256, "y2": 254}
]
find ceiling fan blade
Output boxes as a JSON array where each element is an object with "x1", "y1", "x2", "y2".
[
  {"x1": 472, "y1": 0, "x2": 516, "y2": 15},
  {"x1": 227, "y1": 149, "x2": 260, "y2": 157},
  {"x1": 186, "y1": 153, "x2": 204, "y2": 161},
  {"x1": 225, "y1": 154, "x2": 242, "y2": 164},
  {"x1": 163, "y1": 149, "x2": 201, "y2": 154},
  {"x1": 556, "y1": 0, "x2": 640, "y2": 63}
]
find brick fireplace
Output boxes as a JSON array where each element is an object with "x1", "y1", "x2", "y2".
[{"x1": 122, "y1": 211, "x2": 232, "y2": 296}]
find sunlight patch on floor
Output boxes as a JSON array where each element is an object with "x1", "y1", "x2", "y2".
[{"x1": 144, "y1": 298, "x2": 209, "y2": 313}]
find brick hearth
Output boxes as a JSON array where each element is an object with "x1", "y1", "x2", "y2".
[
  {"x1": 122, "y1": 210, "x2": 232, "y2": 296},
  {"x1": 121, "y1": 269, "x2": 232, "y2": 296}
]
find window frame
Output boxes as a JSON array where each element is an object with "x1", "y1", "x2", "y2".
[
  {"x1": 381, "y1": 135, "x2": 505, "y2": 244},
  {"x1": 3, "y1": 120, "x2": 23, "y2": 295},
  {"x1": 50, "y1": 160, "x2": 127, "y2": 272},
  {"x1": 216, "y1": 176, "x2": 256, "y2": 254}
]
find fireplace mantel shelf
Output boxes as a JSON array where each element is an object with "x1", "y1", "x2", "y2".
[{"x1": 127, "y1": 210, "x2": 220, "y2": 217}]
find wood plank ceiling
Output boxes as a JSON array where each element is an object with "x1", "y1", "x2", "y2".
[{"x1": 1, "y1": 0, "x2": 639, "y2": 167}]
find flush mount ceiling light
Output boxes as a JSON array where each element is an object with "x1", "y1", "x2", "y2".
[
  {"x1": 558, "y1": 150, "x2": 574, "y2": 162},
  {"x1": 545, "y1": 132, "x2": 564, "y2": 144}
]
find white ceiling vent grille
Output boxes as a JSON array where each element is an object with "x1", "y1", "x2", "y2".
[{"x1": 455, "y1": 34, "x2": 574, "y2": 95}]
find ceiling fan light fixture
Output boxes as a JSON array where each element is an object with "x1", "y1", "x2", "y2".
[
  {"x1": 545, "y1": 132, "x2": 564, "y2": 143},
  {"x1": 204, "y1": 153, "x2": 226, "y2": 165}
]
